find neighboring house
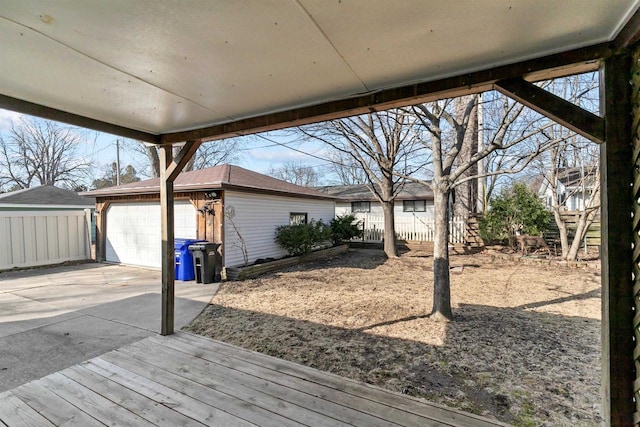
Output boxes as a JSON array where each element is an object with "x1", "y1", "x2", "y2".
[
  {"x1": 537, "y1": 166, "x2": 598, "y2": 211},
  {"x1": 0, "y1": 185, "x2": 95, "y2": 269},
  {"x1": 316, "y1": 182, "x2": 435, "y2": 218},
  {"x1": 82, "y1": 164, "x2": 336, "y2": 270},
  {"x1": 314, "y1": 182, "x2": 470, "y2": 243}
]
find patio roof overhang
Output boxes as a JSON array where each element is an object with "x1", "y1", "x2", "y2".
[
  {"x1": 2, "y1": 3, "x2": 640, "y2": 426},
  {"x1": 0, "y1": 1, "x2": 638, "y2": 143}
]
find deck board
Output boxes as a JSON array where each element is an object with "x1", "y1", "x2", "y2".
[
  {"x1": 0, "y1": 391, "x2": 53, "y2": 427},
  {"x1": 62, "y1": 365, "x2": 205, "y2": 426},
  {"x1": 0, "y1": 332, "x2": 509, "y2": 427}
]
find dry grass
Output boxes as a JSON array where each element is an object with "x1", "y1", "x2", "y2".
[{"x1": 185, "y1": 248, "x2": 601, "y2": 426}]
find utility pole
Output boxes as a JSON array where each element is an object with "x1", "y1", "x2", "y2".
[{"x1": 116, "y1": 139, "x2": 121, "y2": 186}]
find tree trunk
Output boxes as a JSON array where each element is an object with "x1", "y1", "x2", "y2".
[
  {"x1": 552, "y1": 209, "x2": 570, "y2": 259},
  {"x1": 453, "y1": 96, "x2": 478, "y2": 220},
  {"x1": 381, "y1": 200, "x2": 398, "y2": 258},
  {"x1": 146, "y1": 146, "x2": 161, "y2": 178},
  {"x1": 566, "y1": 209, "x2": 599, "y2": 261},
  {"x1": 431, "y1": 188, "x2": 453, "y2": 320}
]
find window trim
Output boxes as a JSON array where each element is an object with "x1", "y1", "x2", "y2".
[
  {"x1": 351, "y1": 201, "x2": 371, "y2": 213},
  {"x1": 289, "y1": 212, "x2": 308, "y2": 225},
  {"x1": 403, "y1": 200, "x2": 426, "y2": 212}
]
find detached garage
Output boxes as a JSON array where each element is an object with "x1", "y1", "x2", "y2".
[{"x1": 84, "y1": 164, "x2": 336, "y2": 272}]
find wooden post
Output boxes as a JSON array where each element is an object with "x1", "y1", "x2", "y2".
[
  {"x1": 159, "y1": 145, "x2": 175, "y2": 336},
  {"x1": 600, "y1": 53, "x2": 634, "y2": 426},
  {"x1": 95, "y1": 201, "x2": 110, "y2": 262},
  {"x1": 158, "y1": 140, "x2": 202, "y2": 335}
]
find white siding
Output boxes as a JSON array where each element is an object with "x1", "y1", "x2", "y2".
[
  {"x1": 224, "y1": 191, "x2": 335, "y2": 267},
  {"x1": 105, "y1": 201, "x2": 196, "y2": 268},
  {"x1": 0, "y1": 210, "x2": 90, "y2": 270},
  {"x1": 335, "y1": 200, "x2": 434, "y2": 219}
]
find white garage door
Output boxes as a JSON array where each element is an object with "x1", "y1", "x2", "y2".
[{"x1": 105, "y1": 201, "x2": 197, "y2": 268}]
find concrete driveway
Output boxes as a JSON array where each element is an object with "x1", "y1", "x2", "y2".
[{"x1": 0, "y1": 262, "x2": 218, "y2": 392}]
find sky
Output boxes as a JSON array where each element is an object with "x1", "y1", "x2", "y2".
[{"x1": 0, "y1": 108, "x2": 338, "y2": 188}]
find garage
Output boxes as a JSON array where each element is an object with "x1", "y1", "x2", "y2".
[
  {"x1": 105, "y1": 201, "x2": 196, "y2": 268},
  {"x1": 85, "y1": 164, "x2": 336, "y2": 271}
]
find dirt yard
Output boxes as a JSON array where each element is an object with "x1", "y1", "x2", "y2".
[{"x1": 185, "y1": 248, "x2": 601, "y2": 426}]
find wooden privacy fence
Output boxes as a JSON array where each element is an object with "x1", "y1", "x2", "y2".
[
  {"x1": 0, "y1": 210, "x2": 92, "y2": 270},
  {"x1": 545, "y1": 210, "x2": 601, "y2": 250},
  {"x1": 355, "y1": 214, "x2": 467, "y2": 243}
]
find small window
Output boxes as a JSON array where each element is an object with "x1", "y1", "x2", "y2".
[
  {"x1": 403, "y1": 200, "x2": 426, "y2": 212},
  {"x1": 290, "y1": 212, "x2": 307, "y2": 225},
  {"x1": 351, "y1": 201, "x2": 371, "y2": 213}
]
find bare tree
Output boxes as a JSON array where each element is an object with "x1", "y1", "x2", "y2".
[
  {"x1": 409, "y1": 93, "x2": 560, "y2": 320},
  {"x1": 542, "y1": 139, "x2": 600, "y2": 260},
  {"x1": 267, "y1": 161, "x2": 319, "y2": 186},
  {"x1": 325, "y1": 150, "x2": 371, "y2": 185},
  {"x1": 299, "y1": 109, "x2": 424, "y2": 258},
  {"x1": 141, "y1": 139, "x2": 241, "y2": 178},
  {"x1": 524, "y1": 73, "x2": 600, "y2": 261},
  {"x1": 0, "y1": 117, "x2": 94, "y2": 190}
]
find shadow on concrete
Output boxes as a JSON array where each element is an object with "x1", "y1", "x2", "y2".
[{"x1": 0, "y1": 292, "x2": 214, "y2": 392}]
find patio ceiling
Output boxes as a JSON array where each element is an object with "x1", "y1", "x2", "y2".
[{"x1": 1, "y1": 0, "x2": 639, "y2": 144}]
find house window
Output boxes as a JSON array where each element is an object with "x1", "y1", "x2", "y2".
[
  {"x1": 403, "y1": 200, "x2": 426, "y2": 212},
  {"x1": 351, "y1": 201, "x2": 370, "y2": 213},
  {"x1": 290, "y1": 212, "x2": 307, "y2": 225}
]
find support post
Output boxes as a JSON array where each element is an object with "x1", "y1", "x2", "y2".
[
  {"x1": 159, "y1": 145, "x2": 175, "y2": 336},
  {"x1": 600, "y1": 53, "x2": 634, "y2": 426},
  {"x1": 158, "y1": 140, "x2": 202, "y2": 335},
  {"x1": 95, "y1": 201, "x2": 110, "y2": 262}
]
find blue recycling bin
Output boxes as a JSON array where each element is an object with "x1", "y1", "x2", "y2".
[{"x1": 175, "y1": 238, "x2": 206, "y2": 281}]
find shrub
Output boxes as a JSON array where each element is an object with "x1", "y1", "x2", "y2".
[
  {"x1": 480, "y1": 182, "x2": 549, "y2": 246},
  {"x1": 329, "y1": 214, "x2": 363, "y2": 245},
  {"x1": 275, "y1": 220, "x2": 331, "y2": 256}
]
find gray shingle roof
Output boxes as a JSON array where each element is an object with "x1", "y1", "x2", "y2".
[
  {"x1": 315, "y1": 182, "x2": 433, "y2": 201},
  {"x1": 0, "y1": 185, "x2": 95, "y2": 207}
]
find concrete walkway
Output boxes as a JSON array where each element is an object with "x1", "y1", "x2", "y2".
[{"x1": 0, "y1": 262, "x2": 218, "y2": 392}]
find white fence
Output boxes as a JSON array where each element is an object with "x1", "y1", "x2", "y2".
[
  {"x1": 355, "y1": 214, "x2": 467, "y2": 244},
  {"x1": 0, "y1": 210, "x2": 91, "y2": 270}
]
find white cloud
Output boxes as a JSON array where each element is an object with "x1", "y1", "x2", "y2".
[{"x1": 0, "y1": 109, "x2": 23, "y2": 131}]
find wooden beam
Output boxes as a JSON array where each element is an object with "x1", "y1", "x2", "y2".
[
  {"x1": 612, "y1": 8, "x2": 640, "y2": 53},
  {"x1": 494, "y1": 78, "x2": 605, "y2": 143},
  {"x1": 600, "y1": 53, "x2": 634, "y2": 426},
  {"x1": 159, "y1": 145, "x2": 175, "y2": 336},
  {"x1": 0, "y1": 94, "x2": 159, "y2": 143},
  {"x1": 159, "y1": 43, "x2": 610, "y2": 144},
  {"x1": 166, "y1": 140, "x2": 202, "y2": 181}
]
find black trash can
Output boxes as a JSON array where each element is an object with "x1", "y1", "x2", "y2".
[{"x1": 188, "y1": 242, "x2": 221, "y2": 284}]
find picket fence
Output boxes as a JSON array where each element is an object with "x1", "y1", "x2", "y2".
[
  {"x1": 0, "y1": 210, "x2": 92, "y2": 270},
  {"x1": 354, "y1": 214, "x2": 466, "y2": 244}
]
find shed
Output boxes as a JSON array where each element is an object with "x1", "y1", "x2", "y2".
[
  {"x1": 0, "y1": 186, "x2": 95, "y2": 269},
  {"x1": 83, "y1": 164, "x2": 336, "y2": 270}
]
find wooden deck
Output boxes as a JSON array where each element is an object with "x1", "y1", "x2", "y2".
[{"x1": 0, "y1": 332, "x2": 508, "y2": 426}]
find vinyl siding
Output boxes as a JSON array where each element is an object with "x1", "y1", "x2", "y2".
[
  {"x1": 224, "y1": 191, "x2": 335, "y2": 267},
  {"x1": 335, "y1": 200, "x2": 434, "y2": 219}
]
